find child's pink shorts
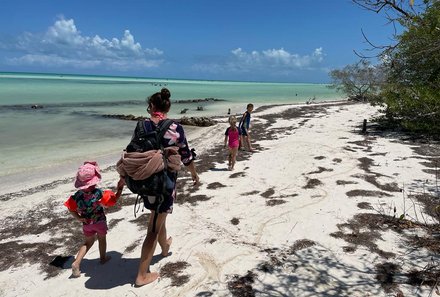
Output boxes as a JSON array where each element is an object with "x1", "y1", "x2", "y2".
[{"x1": 82, "y1": 220, "x2": 108, "y2": 237}]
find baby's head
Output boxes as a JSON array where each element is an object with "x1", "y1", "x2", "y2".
[
  {"x1": 228, "y1": 115, "x2": 237, "y2": 126},
  {"x1": 74, "y1": 161, "x2": 101, "y2": 191}
]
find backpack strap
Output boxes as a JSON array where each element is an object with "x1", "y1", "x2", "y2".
[
  {"x1": 136, "y1": 120, "x2": 147, "y2": 138},
  {"x1": 135, "y1": 119, "x2": 173, "y2": 151},
  {"x1": 137, "y1": 119, "x2": 173, "y2": 148},
  {"x1": 152, "y1": 118, "x2": 174, "y2": 233}
]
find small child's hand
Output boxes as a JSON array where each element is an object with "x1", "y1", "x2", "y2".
[{"x1": 78, "y1": 217, "x2": 87, "y2": 223}]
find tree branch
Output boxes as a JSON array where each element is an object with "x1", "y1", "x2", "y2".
[{"x1": 352, "y1": 0, "x2": 415, "y2": 21}]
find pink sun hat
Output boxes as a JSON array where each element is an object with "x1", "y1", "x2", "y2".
[{"x1": 74, "y1": 161, "x2": 102, "y2": 190}]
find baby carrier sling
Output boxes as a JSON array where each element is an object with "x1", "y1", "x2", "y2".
[{"x1": 125, "y1": 119, "x2": 175, "y2": 232}]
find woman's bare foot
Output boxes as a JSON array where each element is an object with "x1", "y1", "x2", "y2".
[
  {"x1": 161, "y1": 237, "x2": 172, "y2": 256},
  {"x1": 135, "y1": 272, "x2": 160, "y2": 287},
  {"x1": 71, "y1": 263, "x2": 81, "y2": 277},
  {"x1": 100, "y1": 255, "x2": 111, "y2": 264}
]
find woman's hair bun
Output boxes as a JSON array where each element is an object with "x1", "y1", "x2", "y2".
[
  {"x1": 160, "y1": 88, "x2": 171, "y2": 101},
  {"x1": 147, "y1": 88, "x2": 171, "y2": 113}
]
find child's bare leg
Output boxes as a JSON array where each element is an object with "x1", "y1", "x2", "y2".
[
  {"x1": 72, "y1": 236, "x2": 95, "y2": 277},
  {"x1": 135, "y1": 212, "x2": 167, "y2": 287},
  {"x1": 97, "y1": 234, "x2": 111, "y2": 264},
  {"x1": 231, "y1": 148, "x2": 238, "y2": 169},
  {"x1": 239, "y1": 135, "x2": 245, "y2": 150},
  {"x1": 157, "y1": 217, "x2": 172, "y2": 257},
  {"x1": 246, "y1": 135, "x2": 253, "y2": 151},
  {"x1": 241, "y1": 135, "x2": 250, "y2": 151}
]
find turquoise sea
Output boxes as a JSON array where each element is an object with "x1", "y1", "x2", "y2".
[{"x1": 0, "y1": 72, "x2": 342, "y2": 178}]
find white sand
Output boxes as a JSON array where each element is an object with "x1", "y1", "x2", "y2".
[{"x1": 0, "y1": 102, "x2": 438, "y2": 297}]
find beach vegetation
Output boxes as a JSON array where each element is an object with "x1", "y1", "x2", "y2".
[
  {"x1": 352, "y1": 0, "x2": 440, "y2": 135},
  {"x1": 374, "y1": 1, "x2": 440, "y2": 135},
  {"x1": 159, "y1": 261, "x2": 191, "y2": 286},
  {"x1": 227, "y1": 271, "x2": 257, "y2": 297},
  {"x1": 328, "y1": 60, "x2": 384, "y2": 102}
]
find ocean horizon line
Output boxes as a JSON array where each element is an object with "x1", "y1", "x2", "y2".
[{"x1": 0, "y1": 71, "x2": 331, "y2": 86}]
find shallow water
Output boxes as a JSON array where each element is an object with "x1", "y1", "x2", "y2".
[{"x1": 0, "y1": 72, "x2": 342, "y2": 177}]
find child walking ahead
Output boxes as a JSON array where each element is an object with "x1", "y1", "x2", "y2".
[
  {"x1": 224, "y1": 116, "x2": 240, "y2": 170},
  {"x1": 64, "y1": 161, "x2": 121, "y2": 277},
  {"x1": 238, "y1": 103, "x2": 254, "y2": 151}
]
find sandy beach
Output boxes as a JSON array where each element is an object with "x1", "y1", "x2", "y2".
[{"x1": 1, "y1": 101, "x2": 439, "y2": 297}]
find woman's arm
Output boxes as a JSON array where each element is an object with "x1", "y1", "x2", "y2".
[
  {"x1": 117, "y1": 176, "x2": 125, "y2": 190},
  {"x1": 186, "y1": 161, "x2": 199, "y2": 185},
  {"x1": 115, "y1": 185, "x2": 123, "y2": 199},
  {"x1": 174, "y1": 122, "x2": 199, "y2": 185}
]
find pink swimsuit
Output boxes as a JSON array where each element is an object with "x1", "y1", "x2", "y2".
[{"x1": 225, "y1": 126, "x2": 240, "y2": 148}]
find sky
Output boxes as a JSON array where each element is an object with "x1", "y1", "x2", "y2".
[{"x1": 0, "y1": 0, "x2": 399, "y2": 83}]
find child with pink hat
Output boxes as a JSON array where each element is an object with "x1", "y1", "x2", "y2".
[{"x1": 64, "y1": 161, "x2": 122, "y2": 277}]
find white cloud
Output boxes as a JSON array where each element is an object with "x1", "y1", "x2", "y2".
[
  {"x1": 45, "y1": 18, "x2": 84, "y2": 46},
  {"x1": 193, "y1": 47, "x2": 325, "y2": 75},
  {"x1": 4, "y1": 17, "x2": 163, "y2": 70}
]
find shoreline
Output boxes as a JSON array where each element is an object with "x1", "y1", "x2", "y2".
[
  {"x1": 0, "y1": 123, "x2": 216, "y2": 198},
  {"x1": 1, "y1": 100, "x2": 439, "y2": 296},
  {"x1": 0, "y1": 99, "x2": 350, "y2": 197}
]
